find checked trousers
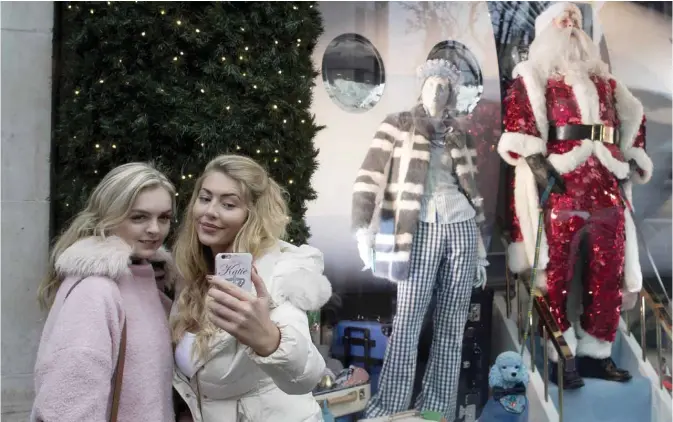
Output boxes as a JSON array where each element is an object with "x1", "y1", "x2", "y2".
[{"x1": 364, "y1": 219, "x2": 478, "y2": 420}]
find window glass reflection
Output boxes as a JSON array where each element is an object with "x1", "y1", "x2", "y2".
[
  {"x1": 427, "y1": 40, "x2": 483, "y2": 115},
  {"x1": 322, "y1": 33, "x2": 386, "y2": 113}
]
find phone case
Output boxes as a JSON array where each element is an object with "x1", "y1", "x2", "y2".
[{"x1": 214, "y1": 253, "x2": 253, "y2": 292}]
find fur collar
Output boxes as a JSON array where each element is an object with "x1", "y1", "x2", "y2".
[{"x1": 56, "y1": 236, "x2": 176, "y2": 287}]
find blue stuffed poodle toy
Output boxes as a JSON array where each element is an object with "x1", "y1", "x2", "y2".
[{"x1": 478, "y1": 351, "x2": 529, "y2": 422}]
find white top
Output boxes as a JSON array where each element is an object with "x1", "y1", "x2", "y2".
[{"x1": 175, "y1": 332, "x2": 199, "y2": 378}]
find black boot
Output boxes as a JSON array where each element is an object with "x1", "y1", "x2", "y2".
[
  {"x1": 577, "y1": 356, "x2": 632, "y2": 382},
  {"x1": 549, "y1": 362, "x2": 585, "y2": 389}
]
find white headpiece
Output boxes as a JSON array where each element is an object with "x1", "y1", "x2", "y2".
[
  {"x1": 416, "y1": 59, "x2": 460, "y2": 85},
  {"x1": 535, "y1": 2, "x2": 582, "y2": 37}
]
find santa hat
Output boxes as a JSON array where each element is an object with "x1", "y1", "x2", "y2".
[{"x1": 535, "y1": 2, "x2": 582, "y2": 37}]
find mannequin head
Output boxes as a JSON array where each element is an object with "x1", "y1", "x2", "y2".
[
  {"x1": 529, "y1": 2, "x2": 607, "y2": 77},
  {"x1": 416, "y1": 59, "x2": 460, "y2": 118},
  {"x1": 421, "y1": 76, "x2": 452, "y2": 117}
]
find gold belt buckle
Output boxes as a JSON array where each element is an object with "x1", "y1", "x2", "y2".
[
  {"x1": 591, "y1": 125, "x2": 614, "y2": 144},
  {"x1": 602, "y1": 126, "x2": 614, "y2": 144}
]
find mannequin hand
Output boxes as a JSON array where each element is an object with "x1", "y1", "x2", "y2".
[
  {"x1": 621, "y1": 291, "x2": 639, "y2": 311},
  {"x1": 474, "y1": 257, "x2": 488, "y2": 289},
  {"x1": 474, "y1": 265, "x2": 487, "y2": 289},
  {"x1": 355, "y1": 229, "x2": 374, "y2": 270},
  {"x1": 207, "y1": 268, "x2": 280, "y2": 357},
  {"x1": 525, "y1": 153, "x2": 566, "y2": 194}
]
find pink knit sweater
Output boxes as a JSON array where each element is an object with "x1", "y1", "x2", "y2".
[{"x1": 31, "y1": 236, "x2": 175, "y2": 422}]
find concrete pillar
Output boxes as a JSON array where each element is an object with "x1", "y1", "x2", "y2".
[{"x1": 1, "y1": 2, "x2": 53, "y2": 419}]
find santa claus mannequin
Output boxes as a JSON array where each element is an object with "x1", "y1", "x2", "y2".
[
  {"x1": 352, "y1": 59, "x2": 489, "y2": 419},
  {"x1": 498, "y1": 2, "x2": 653, "y2": 388}
]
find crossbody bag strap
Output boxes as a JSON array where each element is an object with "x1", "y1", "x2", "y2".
[
  {"x1": 109, "y1": 319, "x2": 126, "y2": 422},
  {"x1": 64, "y1": 279, "x2": 127, "y2": 422}
]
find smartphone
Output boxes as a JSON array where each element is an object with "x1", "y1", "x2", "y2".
[{"x1": 214, "y1": 253, "x2": 253, "y2": 292}]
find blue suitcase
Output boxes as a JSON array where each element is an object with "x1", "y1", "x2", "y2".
[{"x1": 331, "y1": 320, "x2": 391, "y2": 396}]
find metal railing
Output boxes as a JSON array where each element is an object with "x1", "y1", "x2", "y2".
[
  {"x1": 502, "y1": 233, "x2": 673, "y2": 422},
  {"x1": 501, "y1": 235, "x2": 574, "y2": 422},
  {"x1": 624, "y1": 282, "x2": 672, "y2": 393}
]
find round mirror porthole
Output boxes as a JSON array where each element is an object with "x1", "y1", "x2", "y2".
[
  {"x1": 427, "y1": 41, "x2": 483, "y2": 115},
  {"x1": 322, "y1": 33, "x2": 385, "y2": 113}
]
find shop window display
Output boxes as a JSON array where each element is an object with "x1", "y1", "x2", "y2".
[
  {"x1": 317, "y1": 2, "x2": 671, "y2": 422},
  {"x1": 322, "y1": 33, "x2": 386, "y2": 112}
]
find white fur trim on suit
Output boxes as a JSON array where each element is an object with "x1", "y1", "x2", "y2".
[
  {"x1": 513, "y1": 164, "x2": 550, "y2": 274},
  {"x1": 593, "y1": 141, "x2": 630, "y2": 179},
  {"x1": 547, "y1": 139, "x2": 595, "y2": 174},
  {"x1": 621, "y1": 182, "x2": 643, "y2": 292},
  {"x1": 565, "y1": 72, "x2": 631, "y2": 179},
  {"x1": 576, "y1": 324, "x2": 612, "y2": 359},
  {"x1": 612, "y1": 78, "x2": 645, "y2": 152},
  {"x1": 512, "y1": 62, "x2": 549, "y2": 142},
  {"x1": 497, "y1": 132, "x2": 547, "y2": 166},
  {"x1": 547, "y1": 326, "x2": 578, "y2": 363},
  {"x1": 507, "y1": 242, "x2": 529, "y2": 274},
  {"x1": 623, "y1": 147, "x2": 653, "y2": 184},
  {"x1": 271, "y1": 242, "x2": 333, "y2": 312}
]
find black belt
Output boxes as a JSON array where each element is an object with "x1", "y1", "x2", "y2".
[{"x1": 548, "y1": 124, "x2": 619, "y2": 145}]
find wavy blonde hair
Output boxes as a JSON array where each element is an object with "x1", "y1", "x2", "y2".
[
  {"x1": 38, "y1": 162, "x2": 176, "y2": 310},
  {"x1": 171, "y1": 154, "x2": 289, "y2": 360}
]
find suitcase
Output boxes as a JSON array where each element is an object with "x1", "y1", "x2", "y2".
[
  {"x1": 331, "y1": 320, "x2": 392, "y2": 395},
  {"x1": 314, "y1": 383, "x2": 372, "y2": 419},
  {"x1": 456, "y1": 287, "x2": 494, "y2": 421}
]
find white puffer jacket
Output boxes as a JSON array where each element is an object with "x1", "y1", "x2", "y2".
[{"x1": 172, "y1": 241, "x2": 333, "y2": 422}]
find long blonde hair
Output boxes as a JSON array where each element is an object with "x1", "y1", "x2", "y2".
[
  {"x1": 171, "y1": 154, "x2": 289, "y2": 359},
  {"x1": 38, "y1": 162, "x2": 176, "y2": 310}
]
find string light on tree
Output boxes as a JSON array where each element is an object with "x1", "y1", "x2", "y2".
[{"x1": 54, "y1": 1, "x2": 321, "y2": 248}]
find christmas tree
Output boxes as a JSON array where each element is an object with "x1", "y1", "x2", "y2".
[{"x1": 51, "y1": 1, "x2": 324, "y2": 245}]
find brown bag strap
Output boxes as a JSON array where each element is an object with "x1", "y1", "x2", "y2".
[
  {"x1": 109, "y1": 320, "x2": 126, "y2": 422},
  {"x1": 65, "y1": 279, "x2": 127, "y2": 422}
]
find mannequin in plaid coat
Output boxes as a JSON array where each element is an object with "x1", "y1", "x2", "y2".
[{"x1": 352, "y1": 59, "x2": 489, "y2": 420}]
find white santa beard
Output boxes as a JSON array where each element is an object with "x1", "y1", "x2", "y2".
[{"x1": 529, "y1": 26, "x2": 607, "y2": 79}]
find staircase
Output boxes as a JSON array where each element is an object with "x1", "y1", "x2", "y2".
[{"x1": 492, "y1": 292, "x2": 672, "y2": 422}]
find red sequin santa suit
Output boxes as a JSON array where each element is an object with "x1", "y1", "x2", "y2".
[{"x1": 497, "y1": 8, "x2": 654, "y2": 361}]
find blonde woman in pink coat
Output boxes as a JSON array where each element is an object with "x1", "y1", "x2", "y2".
[{"x1": 32, "y1": 163, "x2": 178, "y2": 422}]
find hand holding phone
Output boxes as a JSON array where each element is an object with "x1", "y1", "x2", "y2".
[
  {"x1": 214, "y1": 253, "x2": 253, "y2": 292},
  {"x1": 207, "y1": 256, "x2": 281, "y2": 356}
]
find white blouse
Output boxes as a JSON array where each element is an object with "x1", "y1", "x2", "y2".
[{"x1": 175, "y1": 332, "x2": 199, "y2": 378}]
